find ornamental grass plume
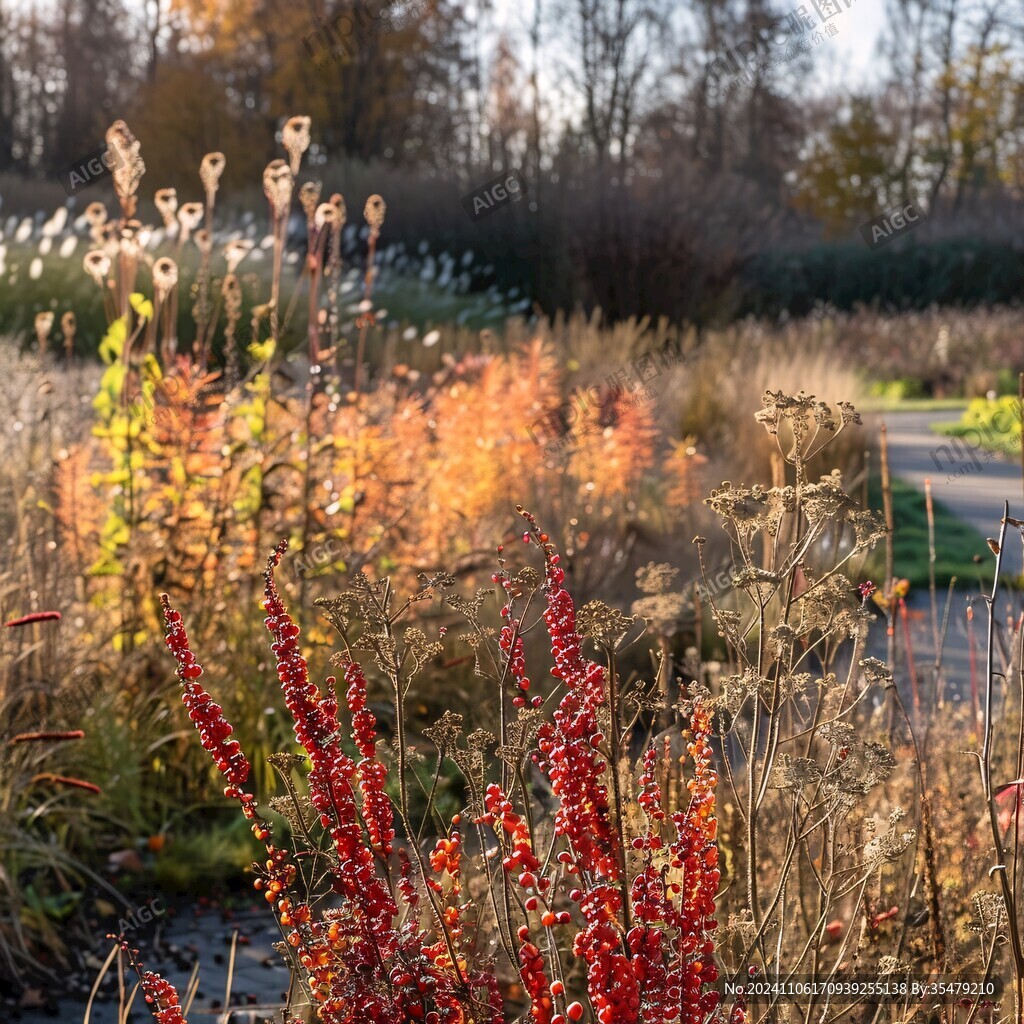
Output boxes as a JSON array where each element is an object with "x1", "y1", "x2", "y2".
[{"x1": 106, "y1": 119, "x2": 145, "y2": 219}]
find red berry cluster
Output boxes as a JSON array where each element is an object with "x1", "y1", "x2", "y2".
[
  {"x1": 162, "y1": 598, "x2": 254, "y2": 806},
  {"x1": 637, "y1": 744, "x2": 667, "y2": 827},
  {"x1": 163, "y1": 548, "x2": 505, "y2": 1024},
  {"x1": 427, "y1": 818, "x2": 462, "y2": 885},
  {"x1": 532, "y1": 546, "x2": 619, "y2": 880},
  {"x1": 668, "y1": 701, "x2": 721, "y2": 1024},
  {"x1": 569, "y1": 883, "x2": 641, "y2": 1023},
  {"x1": 478, "y1": 783, "x2": 542, "y2": 881},
  {"x1": 344, "y1": 658, "x2": 394, "y2": 857},
  {"x1": 473, "y1": 512, "x2": 727, "y2": 1024},
  {"x1": 397, "y1": 848, "x2": 419, "y2": 909},
  {"x1": 139, "y1": 970, "x2": 186, "y2": 1024},
  {"x1": 262, "y1": 544, "x2": 399, "y2": 954},
  {"x1": 729, "y1": 987, "x2": 747, "y2": 1024},
  {"x1": 518, "y1": 939, "x2": 555, "y2": 1023},
  {"x1": 499, "y1": 619, "x2": 542, "y2": 709}
]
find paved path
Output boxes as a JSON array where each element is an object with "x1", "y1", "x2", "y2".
[
  {"x1": 872, "y1": 408, "x2": 1024, "y2": 576},
  {"x1": 860, "y1": 409, "x2": 1024, "y2": 705},
  {"x1": 13, "y1": 901, "x2": 289, "y2": 1024}
]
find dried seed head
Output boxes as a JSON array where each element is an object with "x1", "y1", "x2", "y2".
[
  {"x1": 224, "y1": 238, "x2": 254, "y2": 274},
  {"x1": 329, "y1": 193, "x2": 347, "y2": 223},
  {"x1": 178, "y1": 202, "x2": 204, "y2": 233},
  {"x1": 314, "y1": 203, "x2": 338, "y2": 230},
  {"x1": 363, "y1": 194, "x2": 386, "y2": 232},
  {"x1": 119, "y1": 221, "x2": 145, "y2": 260},
  {"x1": 152, "y1": 257, "x2": 179, "y2": 299},
  {"x1": 282, "y1": 116, "x2": 311, "y2": 175},
  {"x1": 154, "y1": 188, "x2": 178, "y2": 228},
  {"x1": 84, "y1": 202, "x2": 108, "y2": 227},
  {"x1": 299, "y1": 181, "x2": 322, "y2": 222},
  {"x1": 61, "y1": 311, "x2": 76, "y2": 336},
  {"x1": 105, "y1": 120, "x2": 145, "y2": 216},
  {"x1": 193, "y1": 228, "x2": 212, "y2": 256},
  {"x1": 83, "y1": 250, "x2": 111, "y2": 285},
  {"x1": 263, "y1": 160, "x2": 293, "y2": 220},
  {"x1": 34, "y1": 312, "x2": 54, "y2": 343},
  {"x1": 199, "y1": 152, "x2": 226, "y2": 202}
]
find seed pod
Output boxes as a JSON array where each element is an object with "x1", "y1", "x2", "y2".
[
  {"x1": 314, "y1": 202, "x2": 337, "y2": 230},
  {"x1": 282, "y1": 116, "x2": 311, "y2": 176},
  {"x1": 364, "y1": 194, "x2": 386, "y2": 232},
  {"x1": 154, "y1": 188, "x2": 178, "y2": 228},
  {"x1": 330, "y1": 192, "x2": 347, "y2": 227},
  {"x1": 200, "y1": 152, "x2": 226, "y2": 204},
  {"x1": 83, "y1": 250, "x2": 111, "y2": 286},
  {"x1": 34, "y1": 312, "x2": 54, "y2": 352},
  {"x1": 263, "y1": 160, "x2": 293, "y2": 220},
  {"x1": 299, "y1": 181, "x2": 322, "y2": 223},
  {"x1": 193, "y1": 228, "x2": 213, "y2": 257},
  {"x1": 119, "y1": 219, "x2": 146, "y2": 260},
  {"x1": 61, "y1": 312, "x2": 76, "y2": 355},
  {"x1": 153, "y1": 257, "x2": 179, "y2": 300},
  {"x1": 224, "y1": 239, "x2": 253, "y2": 274},
  {"x1": 178, "y1": 202, "x2": 204, "y2": 233},
  {"x1": 84, "y1": 201, "x2": 108, "y2": 227}
]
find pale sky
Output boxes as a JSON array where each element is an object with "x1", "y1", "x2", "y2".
[
  {"x1": 817, "y1": 0, "x2": 888, "y2": 93},
  {"x1": 487, "y1": 0, "x2": 892, "y2": 109}
]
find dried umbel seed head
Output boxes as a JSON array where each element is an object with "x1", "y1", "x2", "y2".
[
  {"x1": 282, "y1": 116, "x2": 311, "y2": 175},
  {"x1": 154, "y1": 188, "x2": 178, "y2": 228},
  {"x1": 299, "y1": 181, "x2": 322, "y2": 222},
  {"x1": 83, "y1": 250, "x2": 111, "y2": 285},
  {"x1": 152, "y1": 257, "x2": 179, "y2": 299},
  {"x1": 314, "y1": 202, "x2": 338, "y2": 230},
  {"x1": 263, "y1": 160, "x2": 293, "y2": 220},
  {"x1": 105, "y1": 119, "x2": 145, "y2": 215},
  {"x1": 364, "y1": 194, "x2": 386, "y2": 232},
  {"x1": 224, "y1": 238, "x2": 254, "y2": 274},
  {"x1": 61, "y1": 311, "x2": 76, "y2": 337},
  {"x1": 84, "y1": 201, "x2": 108, "y2": 227},
  {"x1": 199, "y1": 152, "x2": 226, "y2": 200},
  {"x1": 34, "y1": 312, "x2": 54, "y2": 346},
  {"x1": 193, "y1": 228, "x2": 213, "y2": 256}
]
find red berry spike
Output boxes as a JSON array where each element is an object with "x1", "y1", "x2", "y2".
[{"x1": 161, "y1": 595, "x2": 251, "y2": 788}]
